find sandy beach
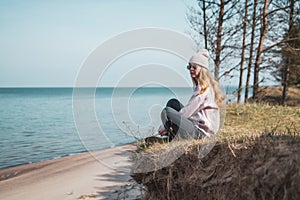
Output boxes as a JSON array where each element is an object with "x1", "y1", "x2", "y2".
[{"x1": 0, "y1": 143, "x2": 143, "y2": 200}]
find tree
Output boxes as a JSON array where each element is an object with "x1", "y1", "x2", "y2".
[
  {"x1": 244, "y1": 0, "x2": 258, "y2": 102},
  {"x1": 188, "y1": 0, "x2": 300, "y2": 103},
  {"x1": 237, "y1": 0, "x2": 249, "y2": 103},
  {"x1": 266, "y1": 0, "x2": 300, "y2": 104},
  {"x1": 215, "y1": 0, "x2": 225, "y2": 79},
  {"x1": 281, "y1": 0, "x2": 294, "y2": 105},
  {"x1": 202, "y1": 0, "x2": 208, "y2": 49},
  {"x1": 252, "y1": 0, "x2": 269, "y2": 99},
  {"x1": 286, "y1": 21, "x2": 300, "y2": 86},
  {"x1": 187, "y1": 0, "x2": 241, "y2": 79}
]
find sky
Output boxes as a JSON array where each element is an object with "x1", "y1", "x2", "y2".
[{"x1": 0, "y1": 0, "x2": 200, "y2": 87}]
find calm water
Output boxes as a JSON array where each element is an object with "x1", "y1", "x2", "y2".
[{"x1": 0, "y1": 87, "x2": 239, "y2": 169}]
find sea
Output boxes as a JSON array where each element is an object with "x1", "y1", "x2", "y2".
[{"x1": 0, "y1": 86, "x2": 239, "y2": 169}]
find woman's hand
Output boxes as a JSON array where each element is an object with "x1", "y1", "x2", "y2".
[
  {"x1": 158, "y1": 129, "x2": 168, "y2": 135},
  {"x1": 158, "y1": 125, "x2": 167, "y2": 135}
]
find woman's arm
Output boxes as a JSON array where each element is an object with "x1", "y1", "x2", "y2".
[{"x1": 179, "y1": 92, "x2": 206, "y2": 118}]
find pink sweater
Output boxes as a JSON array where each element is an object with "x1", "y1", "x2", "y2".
[{"x1": 179, "y1": 86, "x2": 220, "y2": 136}]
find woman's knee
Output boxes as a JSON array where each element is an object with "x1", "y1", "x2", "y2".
[
  {"x1": 167, "y1": 98, "x2": 179, "y2": 106},
  {"x1": 166, "y1": 98, "x2": 182, "y2": 111}
]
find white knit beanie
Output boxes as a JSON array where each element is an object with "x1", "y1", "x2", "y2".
[{"x1": 189, "y1": 49, "x2": 209, "y2": 69}]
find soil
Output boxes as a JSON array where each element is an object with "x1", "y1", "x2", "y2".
[
  {"x1": 132, "y1": 134, "x2": 300, "y2": 200},
  {"x1": 252, "y1": 86, "x2": 300, "y2": 106}
]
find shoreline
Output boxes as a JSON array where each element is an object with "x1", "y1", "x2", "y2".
[
  {"x1": 0, "y1": 143, "x2": 142, "y2": 200},
  {"x1": 0, "y1": 142, "x2": 133, "y2": 173}
]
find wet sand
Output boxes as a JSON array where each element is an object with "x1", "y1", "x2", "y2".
[{"x1": 0, "y1": 144, "x2": 142, "y2": 200}]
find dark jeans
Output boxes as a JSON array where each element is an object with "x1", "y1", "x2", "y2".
[{"x1": 161, "y1": 99, "x2": 203, "y2": 141}]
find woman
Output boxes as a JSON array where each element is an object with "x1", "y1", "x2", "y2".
[{"x1": 158, "y1": 49, "x2": 224, "y2": 141}]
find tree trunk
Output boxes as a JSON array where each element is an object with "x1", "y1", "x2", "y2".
[
  {"x1": 281, "y1": 0, "x2": 294, "y2": 106},
  {"x1": 253, "y1": 0, "x2": 269, "y2": 99},
  {"x1": 245, "y1": 0, "x2": 257, "y2": 102},
  {"x1": 202, "y1": 0, "x2": 208, "y2": 49},
  {"x1": 215, "y1": 0, "x2": 225, "y2": 79},
  {"x1": 237, "y1": 0, "x2": 249, "y2": 103},
  {"x1": 281, "y1": 61, "x2": 290, "y2": 105}
]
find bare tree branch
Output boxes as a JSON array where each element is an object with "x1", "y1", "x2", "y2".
[{"x1": 261, "y1": 37, "x2": 300, "y2": 54}]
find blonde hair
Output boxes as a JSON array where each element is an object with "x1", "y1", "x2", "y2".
[{"x1": 193, "y1": 67, "x2": 225, "y2": 108}]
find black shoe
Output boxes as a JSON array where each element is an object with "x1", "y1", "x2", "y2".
[{"x1": 144, "y1": 136, "x2": 169, "y2": 146}]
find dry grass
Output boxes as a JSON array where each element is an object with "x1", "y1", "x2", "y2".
[{"x1": 221, "y1": 103, "x2": 300, "y2": 138}]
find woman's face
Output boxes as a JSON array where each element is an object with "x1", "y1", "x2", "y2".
[{"x1": 187, "y1": 63, "x2": 201, "y2": 79}]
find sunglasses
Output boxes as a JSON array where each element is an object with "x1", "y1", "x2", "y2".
[{"x1": 186, "y1": 64, "x2": 199, "y2": 70}]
